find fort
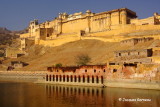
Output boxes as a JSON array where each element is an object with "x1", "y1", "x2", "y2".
[
  {"x1": 20, "y1": 8, "x2": 160, "y2": 49},
  {"x1": 1, "y1": 8, "x2": 160, "y2": 90}
]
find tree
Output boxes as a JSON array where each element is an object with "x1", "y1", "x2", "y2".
[
  {"x1": 75, "y1": 54, "x2": 91, "y2": 66},
  {"x1": 55, "y1": 63, "x2": 63, "y2": 67}
]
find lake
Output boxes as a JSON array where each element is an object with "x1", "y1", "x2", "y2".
[{"x1": 0, "y1": 81, "x2": 159, "y2": 107}]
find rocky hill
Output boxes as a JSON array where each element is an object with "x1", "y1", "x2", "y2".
[
  {"x1": 0, "y1": 27, "x2": 11, "y2": 34},
  {"x1": 0, "y1": 27, "x2": 20, "y2": 46}
]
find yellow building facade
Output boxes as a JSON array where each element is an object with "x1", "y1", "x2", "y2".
[{"x1": 20, "y1": 8, "x2": 160, "y2": 49}]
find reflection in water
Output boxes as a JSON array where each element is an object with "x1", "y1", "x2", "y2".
[
  {"x1": 0, "y1": 82, "x2": 159, "y2": 107},
  {"x1": 45, "y1": 85, "x2": 160, "y2": 107}
]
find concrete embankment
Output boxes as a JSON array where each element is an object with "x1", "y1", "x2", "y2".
[
  {"x1": 104, "y1": 79, "x2": 160, "y2": 90},
  {"x1": 0, "y1": 71, "x2": 46, "y2": 83}
]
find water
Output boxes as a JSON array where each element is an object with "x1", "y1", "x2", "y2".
[{"x1": 0, "y1": 82, "x2": 159, "y2": 107}]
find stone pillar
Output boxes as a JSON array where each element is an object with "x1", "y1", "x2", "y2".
[
  {"x1": 120, "y1": 10, "x2": 127, "y2": 25},
  {"x1": 95, "y1": 77, "x2": 98, "y2": 84},
  {"x1": 73, "y1": 76, "x2": 75, "y2": 82},
  {"x1": 99, "y1": 78, "x2": 101, "y2": 84},
  {"x1": 85, "y1": 77, "x2": 88, "y2": 84},
  {"x1": 45, "y1": 75, "x2": 48, "y2": 81},
  {"x1": 76, "y1": 77, "x2": 79, "y2": 83},
  {"x1": 65, "y1": 76, "x2": 67, "y2": 82},
  {"x1": 69, "y1": 76, "x2": 71, "y2": 83},
  {"x1": 81, "y1": 77, "x2": 83, "y2": 83},
  {"x1": 57, "y1": 76, "x2": 60, "y2": 82},
  {"x1": 90, "y1": 77, "x2": 92, "y2": 84}
]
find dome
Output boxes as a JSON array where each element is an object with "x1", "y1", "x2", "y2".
[
  {"x1": 86, "y1": 10, "x2": 91, "y2": 13},
  {"x1": 63, "y1": 12, "x2": 68, "y2": 15}
]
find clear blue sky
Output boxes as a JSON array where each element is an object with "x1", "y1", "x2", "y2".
[{"x1": 0, "y1": 0, "x2": 160, "y2": 31}]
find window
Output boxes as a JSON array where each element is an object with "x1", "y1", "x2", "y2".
[
  {"x1": 128, "y1": 52, "x2": 130, "y2": 55},
  {"x1": 70, "y1": 75, "x2": 73, "y2": 82},
  {"x1": 119, "y1": 53, "x2": 121, "y2": 56},
  {"x1": 53, "y1": 75, "x2": 55, "y2": 81},
  {"x1": 67, "y1": 75, "x2": 69, "y2": 82},
  {"x1": 103, "y1": 69, "x2": 106, "y2": 72},
  {"x1": 113, "y1": 69, "x2": 117, "y2": 73},
  {"x1": 94, "y1": 69, "x2": 96, "y2": 73},
  {"x1": 92, "y1": 76, "x2": 94, "y2": 83},
  {"x1": 83, "y1": 76, "x2": 85, "y2": 83},
  {"x1": 56, "y1": 75, "x2": 58, "y2": 81},
  {"x1": 59, "y1": 75, "x2": 62, "y2": 82},
  {"x1": 87, "y1": 76, "x2": 90, "y2": 83},
  {"x1": 85, "y1": 69, "x2": 87, "y2": 72},
  {"x1": 63, "y1": 75, "x2": 65, "y2": 82},
  {"x1": 101, "y1": 76, "x2": 103, "y2": 84},
  {"x1": 74, "y1": 76, "x2": 77, "y2": 82},
  {"x1": 47, "y1": 34, "x2": 49, "y2": 37}
]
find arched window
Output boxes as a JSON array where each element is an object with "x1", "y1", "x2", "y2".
[
  {"x1": 67, "y1": 75, "x2": 69, "y2": 82},
  {"x1": 87, "y1": 76, "x2": 90, "y2": 83},
  {"x1": 103, "y1": 69, "x2": 106, "y2": 72},
  {"x1": 83, "y1": 75, "x2": 85, "y2": 83},
  {"x1": 113, "y1": 69, "x2": 117, "y2": 73},
  {"x1": 46, "y1": 75, "x2": 48, "y2": 81},
  {"x1": 74, "y1": 76, "x2": 77, "y2": 82},
  {"x1": 101, "y1": 76, "x2": 103, "y2": 84},
  {"x1": 59, "y1": 75, "x2": 62, "y2": 82},
  {"x1": 56, "y1": 75, "x2": 58, "y2": 81},
  {"x1": 92, "y1": 76, "x2": 94, "y2": 83},
  {"x1": 63, "y1": 75, "x2": 65, "y2": 82},
  {"x1": 53, "y1": 75, "x2": 55, "y2": 81}
]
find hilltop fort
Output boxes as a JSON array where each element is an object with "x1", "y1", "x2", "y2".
[{"x1": 20, "y1": 8, "x2": 160, "y2": 49}]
